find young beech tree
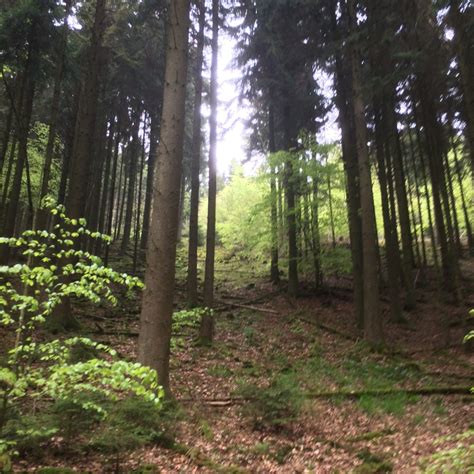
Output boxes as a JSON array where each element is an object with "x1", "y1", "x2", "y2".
[{"x1": 138, "y1": 0, "x2": 190, "y2": 396}]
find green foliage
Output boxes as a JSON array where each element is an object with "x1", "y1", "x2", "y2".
[
  {"x1": 420, "y1": 430, "x2": 474, "y2": 473},
  {"x1": 89, "y1": 397, "x2": 168, "y2": 454},
  {"x1": 237, "y1": 372, "x2": 303, "y2": 430},
  {"x1": 355, "y1": 449, "x2": 393, "y2": 473},
  {"x1": 171, "y1": 307, "x2": 212, "y2": 350},
  {"x1": 0, "y1": 201, "x2": 162, "y2": 463},
  {"x1": 203, "y1": 164, "x2": 271, "y2": 261},
  {"x1": 357, "y1": 393, "x2": 417, "y2": 416}
]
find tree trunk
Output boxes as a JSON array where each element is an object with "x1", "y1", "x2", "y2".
[
  {"x1": 133, "y1": 128, "x2": 146, "y2": 273},
  {"x1": 329, "y1": 3, "x2": 364, "y2": 328},
  {"x1": 53, "y1": 0, "x2": 108, "y2": 330},
  {"x1": 448, "y1": 0, "x2": 474, "y2": 179},
  {"x1": 140, "y1": 111, "x2": 159, "y2": 250},
  {"x1": 348, "y1": 0, "x2": 382, "y2": 344},
  {"x1": 104, "y1": 120, "x2": 121, "y2": 265},
  {"x1": 0, "y1": 75, "x2": 35, "y2": 264},
  {"x1": 121, "y1": 108, "x2": 141, "y2": 253},
  {"x1": 200, "y1": 0, "x2": 219, "y2": 344},
  {"x1": 326, "y1": 159, "x2": 337, "y2": 249},
  {"x1": 269, "y1": 98, "x2": 280, "y2": 284},
  {"x1": 138, "y1": 0, "x2": 190, "y2": 396},
  {"x1": 66, "y1": 0, "x2": 107, "y2": 220},
  {"x1": 34, "y1": 0, "x2": 72, "y2": 231},
  {"x1": 374, "y1": 107, "x2": 403, "y2": 323}
]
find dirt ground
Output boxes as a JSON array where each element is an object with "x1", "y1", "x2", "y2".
[{"x1": 15, "y1": 260, "x2": 473, "y2": 474}]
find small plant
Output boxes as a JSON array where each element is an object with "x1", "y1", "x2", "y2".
[
  {"x1": 171, "y1": 307, "x2": 211, "y2": 350},
  {"x1": 237, "y1": 372, "x2": 303, "y2": 430},
  {"x1": 0, "y1": 200, "x2": 163, "y2": 466},
  {"x1": 420, "y1": 430, "x2": 474, "y2": 473}
]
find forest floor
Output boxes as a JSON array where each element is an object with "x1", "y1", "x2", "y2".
[{"x1": 15, "y1": 253, "x2": 474, "y2": 473}]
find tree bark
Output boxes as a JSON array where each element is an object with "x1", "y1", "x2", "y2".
[
  {"x1": 269, "y1": 98, "x2": 280, "y2": 284},
  {"x1": 34, "y1": 0, "x2": 72, "y2": 231},
  {"x1": 140, "y1": 111, "x2": 159, "y2": 250},
  {"x1": 200, "y1": 0, "x2": 219, "y2": 343},
  {"x1": 138, "y1": 0, "x2": 190, "y2": 395},
  {"x1": 121, "y1": 108, "x2": 141, "y2": 253},
  {"x1": 347, "y1": 0, "x2": 382, "y2": 345}
]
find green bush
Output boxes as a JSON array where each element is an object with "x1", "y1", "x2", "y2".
[
  {"x1": 0, "y1": 201, "x2": 163, "y2": 466},
  {"x1": 420, "y1": 430, "x2": 474, "y2": 473}
]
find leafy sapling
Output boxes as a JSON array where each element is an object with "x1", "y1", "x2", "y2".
[{"x1": 0, "y1": 199, "x2": 163, "y2": 464}]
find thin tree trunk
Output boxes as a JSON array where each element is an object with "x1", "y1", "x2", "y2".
[
  {"x1": 0, "y1": 75, "x2": 35, "y2": 264},
  {"x1": 121, "y1": 109, "x2": 141, "y2": 253},
  {"x1": 133, "y1": 127, "x2": 146, "y2": 273},
  {"x1": 269, "y1": 98, "x2": 280, "y2": 284},
  {"x1": 311, "y1": 177, "x2": 322, "y2": 288},
  {"x1": 326, "y1": 159, "x2": 337, "y2": 249},
  {"x1": 95, "y1": 114, "x2": 116, "y2": 255},
  {"x1": 104, "y1": 121, "x2": 121, "y2": 265},
  {"x1": 34, "y1": 0, "x2": 72, "y2": 231},
  {"x1": 451, "y1": 134, "x2": 474, "y2": 256},
  {"x1": 0, "y1": 100, "x2": 13, "y2": 172},
  {"x1": 443, "y1": 152, "x2": 462, "y2": 256},
  {"x1": 0, "y1": 137, "x2": 17, "y2": 219},
  {"x1": 410, "y1": 117, "x2": 440, "y2": 273},
  {"x1": 140, "y1": 111, "x2": 159, "y2": 250},
  {"x1": 374, "y1": 107, "x2": 403, "y2": 323},
  {"x1": 200, "y1": 0, "x2": 219, "y2": 343}
]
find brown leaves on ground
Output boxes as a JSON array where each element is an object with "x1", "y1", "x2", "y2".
[{"x1": 15, "y1": 271, "x2": 474, "y2": 473}]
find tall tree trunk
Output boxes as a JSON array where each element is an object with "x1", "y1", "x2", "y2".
[
  {"x1": 0, "y1": 99, "x2": 13, "y2": 172},
  {"x1": 0, "y1": 75, "x2": 35, "y2": 264},
  {"x1": 95, "y1": 114, "x2": 116, "y2": 256},
  {"x1": 447, "y1": 0, "x2": 474, "y2": 178},
  {"x1": 311, "y1": 177, "x2": 322, "y2": 288},
  {"x1": 326, "y1": 159, "x2": 337, "y2": 249},
  {"x1": 200, "y1": 0, "x2": 219, "y2": 343},
  {"x1": 66, "y1": 0, "x2": 107, "y2": 220},
  {"x1": 53, "y1": 0, "x2": 108, "y2": 330},
  {"x1": 140, "y1": 111, "x2": 159, "y2": 250},
  {"x1": 269, "y1": 98, "x2": 280, "y2": 284},
  {"x1": 176, "y1": 173, "x2": 186, "y2": 243},
  {"x1": 347, "y1": 0, "x2": 382, "y2": 344},
  {"x1": 121, "y1": 108, "x2": 141, "y2": 253},
  {"x1": 443, "y1": 152, "x2": 462, "y2": 256},
  {"x1": 104, "y1": 121, "x2": 121, "y2": 265},
  {"x1": 133, "y1": 128, "x2": 146, "y2": 273},
  {"x1": 451, "y1": 134, "x2": 474, "y2": 256},
  {"x1": 410, "y1": 115, "x2": 440, "y2": 273},
  {"x1": 374, "y1": 107, "x2": 403, "y2": 323},
  {"x1": 387, "y1": 103, "x2": 416, "y2": 308},
  {"x1": 283, "y1": 102, "x2": 299, "y2": 298},
  {"x1": 34, "y1": 0, "x2": 72, "y2": 231},
  {"x1": 330, "y1": 3, "x2": 364, "y2": 328},
  {"x1": 138, "y1": 0, "x2": 190, "y2": 395},
  {"x1": 0, "y1": 137, "x2": 17, "y2": 221}
]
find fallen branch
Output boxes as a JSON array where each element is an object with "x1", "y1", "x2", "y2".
[
  {"x1": 179, "y1": 386, "x2": 472, "y2": 406},
  {"x1": 296, "y1": 314, "x2": 359, "y2": 341},
  {"x1": 304, "y1": 386, "x2": 472, "y2": 399},
  {"x1": 215, "y1": 300, "x2": 280, "y2": 314}
]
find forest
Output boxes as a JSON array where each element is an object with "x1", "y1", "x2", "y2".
[{"x1": 0, "y1": 0, "x2": 473, "y2": 472}]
